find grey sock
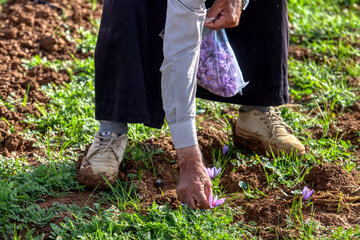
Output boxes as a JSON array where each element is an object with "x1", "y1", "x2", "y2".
[
  {"x1": 99, "y1": 120, "x2": 128, "y2": 136},
  {"x1": 241, "y1": 105, "x2": 270, "y2": 113}
]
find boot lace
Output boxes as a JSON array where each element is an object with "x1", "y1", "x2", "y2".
[
  {"x1": 255, "y1": 108, "x2": 293, "y2": 136},
  {"x1": 84, "y1": 134, "x2": 125, "y2": 164}
]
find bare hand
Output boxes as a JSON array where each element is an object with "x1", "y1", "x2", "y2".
[
  {"x1": 204, "y1": 0, "x2": 243, "y2": 30},
  {"x1": 176, "y1": 146, "x2": 212, "y2": 209}
]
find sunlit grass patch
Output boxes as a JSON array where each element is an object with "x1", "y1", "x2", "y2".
[
  {"x1": 288, "y1": 0, "x2": 360, "y2": 44},
  {"x1": 289, "y1": 58, "x2": 357, "y2": 110},
  {"x1": 0, "y1": 155, "x2": 30, "y2": 178},
  {"x1": 0, "y1": 162, "x2": 82, "y2": 236},
  {"x1": 50, "y1": 204, "x2": 249, "y2": 239}
]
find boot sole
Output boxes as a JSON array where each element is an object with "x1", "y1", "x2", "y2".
[
  {"x1": 233, "y1": 125, "x2": 304, "y2": 157},
  {"x1": 76, "y1": 156, "x2": 117, "y2": 189},
  {"x1": 233, "y1": 126, "x2": 270, "y2": 156}
]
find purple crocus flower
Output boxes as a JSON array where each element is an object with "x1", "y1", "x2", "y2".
[
  {"x1": 222, "y1": 144, "x2": 228, "y2": 155},
  {"x1": 206, "y1": 167, "x2": 221, "y2": 178},
  {"x1": 209, "y1": 194, "x2": 226, "y2": 208},
  {"x1": 302, "y1": 186, "x2": 314, "y2": 201}
]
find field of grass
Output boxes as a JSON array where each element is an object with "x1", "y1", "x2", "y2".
[{"x1": 0, "y1": 0, "x2": 359, "y2": 239}]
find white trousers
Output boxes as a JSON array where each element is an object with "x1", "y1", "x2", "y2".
[{"x1": 160, "y1": 0, "x2": 206, "y2": 149}]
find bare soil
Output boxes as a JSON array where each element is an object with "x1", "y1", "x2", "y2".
[
  {"x1": 0, "y1": 0, "x2": 102, "y2": 160},
  {"x1": 1, "y1": 0, "x2": 360, "y2": 239}
]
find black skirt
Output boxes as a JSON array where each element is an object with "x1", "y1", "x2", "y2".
[{"x1": 94, "y1": 0, "x2": 289, "y2": 129}]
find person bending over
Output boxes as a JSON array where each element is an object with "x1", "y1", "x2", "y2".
[{"x1": 77, "y1": 0, "x2": 304, "y2": 209}]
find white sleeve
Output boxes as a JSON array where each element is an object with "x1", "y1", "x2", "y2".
[{"x1": 160, "y1": 0, "x2": 206, "y2": 149}]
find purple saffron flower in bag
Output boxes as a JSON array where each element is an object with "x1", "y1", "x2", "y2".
[
  {"x1": 206, "y1": 167, "x2": 221, "y2": 178},
  {"x1": 204, "y1": 37, "x2": 214, "y2": 48},
  {"x1": 197, "y1": 28, "x2": 248, "y2": 97},
  {"x1": 207, "y1": 79, "x2": 222, "y2": 93},
  {"x1": 205, "y1": 58, "x2": 215, "y2": 70},
  {"x1": 217, "y1": 51, "x2": 228, "y2": 61},
  {"x1": 222, "y1": 74, "x2": 231, "y2": 84},
  {"x1": 198, "y1": 73, "x2": 207, "y2": 82},
  {"x1": 302, "y1": 186, "x2": 314, "y2": 201},
  {"x1": 198, "y1": 65, "x2": 207, "y2": 75},
  {"x1": 206, "y1": 69, "x2": 217, "y2": 82},
  {"x1": 223, "y1": 82, "x2": 238, "y2": 97},
  {"x1": 209, "y1": 194, "x2": 226, "y2": 208},
  {"x1": 200, "y1": 48, "x2": 207, "y2": 57},
  {"x1": 219, "y1": 61, "x2": 230, "y2": 73}
]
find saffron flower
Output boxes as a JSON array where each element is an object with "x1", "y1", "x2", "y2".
[
  {"x1": 222, "y1": 144, "x2": 228, "y2": 155},
  {"x1": 209, "y1": 194, "x2": 226, "y2": 208},
  {"x1": 302, "y1": 186, "x2": 314, "y2": 201},
  {"x1": 206, "y1": 167, "x2": 221, "y2": 178}
]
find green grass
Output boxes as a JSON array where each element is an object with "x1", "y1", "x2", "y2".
[
  {"x1": 0, "y1": 0, "x2": 359, "y2": 238},
  {"x1": 50, "y1": 204, "x2": 251, "y2": 239}
]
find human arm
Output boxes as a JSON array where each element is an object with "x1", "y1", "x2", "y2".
[{"x1": 160, "y1": 0, "x2": 212, "y2": 209}]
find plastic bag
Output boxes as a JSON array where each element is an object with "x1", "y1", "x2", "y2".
[{"x1": 197, "y1": 27, "x2": 248, "y2": 97}]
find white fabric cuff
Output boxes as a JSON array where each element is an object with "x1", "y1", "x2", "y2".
[{"x1": 168, "y1": 118, "x2": 198, "y2": 149}]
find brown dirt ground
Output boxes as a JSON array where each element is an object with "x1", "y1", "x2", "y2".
[
  {"x1": 0, "y1": 0, "x2": 102, "y2": 161},
  {"x1": 33, "y1": 191, "x2": 105, "y2": 238},
  {"x1": 1, "y1": 0, "x2": 360, "y2": 239},
  {"x1": 289, "y1": 45, "x2": 311, "y2": 61}
]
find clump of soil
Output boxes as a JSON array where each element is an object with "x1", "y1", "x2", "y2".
[
  {"x1": 289, "y1": 45, "x2": 311, "y2": 60},
  {"x1": 0, "y1": 0, "x2": 102, "y2": 159},
  {"x1": 197, "y1": 119, "x2": 229, "y2": 163},
  {"x1": 304, "y1": 164, "x2": 359, "y2": 194},
  {"x1": 143, "y1": 135, "x2": 176, "y2": 162},
  {"x1": 37, "y1": 191, "x2": 100, "y2": 209},
  {"x1": 134, "y1": 167, "x2": 180, "y2": 209},
  {"x1": 221, "y1": 164, "x2": 267, "y2": 193},
  {"x1": 241, "y1": 194, "x2": 290, "y2": 227},
  {"x1": 332, "y1": 111, "x2": 360, "y2": 145},
  {"x1": 310, "y1": 110, "x2": 360, "y2": 147}
]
